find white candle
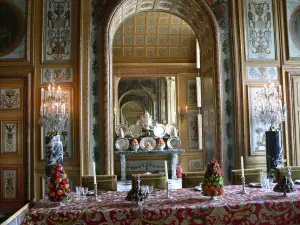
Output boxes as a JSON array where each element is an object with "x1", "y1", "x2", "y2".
[
  {"x1": 41, "y1": 88, "x2": 44, "y2": 97},
  {"x1": 93, "y1": 162, "x2": 97, "y2": 184},
  {"x1": 165, "y1": 160, "x2": 168, "y2": 182},
  {"x1": 196, "y1": 39, "x2": 200, "y2": 69},
  {"x1": 40, "y1": 105, "x2": 43, "y2": 115},
  {"x1": 185, "y1": 106, "x2": 188, "y2": 113},
  {"x1": 241, "y1": 156, "x2": 244, "y2": 177}
]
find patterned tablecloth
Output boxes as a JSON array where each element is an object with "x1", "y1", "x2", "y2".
[{"x1": 22, "y1": 185, "x2": 300, "y2": 225}]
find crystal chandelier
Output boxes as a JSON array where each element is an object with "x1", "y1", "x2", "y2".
[
  {"x1": 39, "y1": 81, "x2": 68, "y2": 133},
  {"x1": 253, "y1": 82, "x2": 286, "y2": 131}
]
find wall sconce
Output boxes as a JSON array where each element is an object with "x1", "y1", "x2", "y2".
[{"x1": 177, "y1": 106, "x2": 188, "y2": 124}]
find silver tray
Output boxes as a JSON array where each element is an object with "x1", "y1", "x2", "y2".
[
  {"x1": 140, "y1": 137, "x2": 156, "y2": 150},
  {"x1": 153, "y1": 124, "x2": 167, "y2": 138},
  {"x1": 115, "y1": 124, "x2": 129, "y2": 137},
  {"x1": 115, "y1": 138, "x2": 129, "y2": 151},
  {"x1": 129, "y1": 124, "x2": 142, "y2": 138},
  {"x1": 167, "y1": 137, "x2": 181, "y2": 149}
]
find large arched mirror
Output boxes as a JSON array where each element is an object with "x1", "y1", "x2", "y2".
[{"x1": 96, "y1": 0, "x2": 222, "y2": 176}]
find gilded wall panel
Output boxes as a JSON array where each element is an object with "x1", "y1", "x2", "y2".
[
  {"x1": 286, "y1": 0, "x2": 300, "y2": 58},
  {"x1": 244, "y1": 0, "x2": 276, "y2": 60},
  {"x1": 41, "y1": 68, "x2": 73, "y2": 84},
  {"x1": 247, "y1": 66, "x2": 278, "y2": 81},
  {"x1": 43, "y1": 0, "x2": 72, "y2": 61},
  {"x1": 0, "y1": 0, "x2": 28, "y2": 60}
]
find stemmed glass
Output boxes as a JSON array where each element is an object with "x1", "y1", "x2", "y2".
[{"x1": 81, "y1": 187, "x2": 88, "y2": 199}]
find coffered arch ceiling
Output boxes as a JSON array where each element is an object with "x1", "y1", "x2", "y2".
[{"x1": 112, "y1": 12, "x2": 197, "y2": 63}]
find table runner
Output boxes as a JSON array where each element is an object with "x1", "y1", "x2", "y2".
[{"x1": 22, "y1": 185, "x2": 300, "y2": 224}]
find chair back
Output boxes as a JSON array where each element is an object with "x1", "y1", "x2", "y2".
[
  {"x1": 132, "y1": 173, "x2": 167, "y2": 189},
  {"x1": 274, "y1": 166, "x2": 300, "y2": 182},
  {"x1": 81, "y1": 175, "x2": 117, "y2": 191},
  {"x1": 182, "y1": 171, "x2": 205, "y2": 188},
  {"x1": 231, "y1": 168, "x2": 264, "y2": 185}
]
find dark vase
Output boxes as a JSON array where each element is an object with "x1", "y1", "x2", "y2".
[{"x1": 265, "y1": 131, "x2": 283, "y2": 177}]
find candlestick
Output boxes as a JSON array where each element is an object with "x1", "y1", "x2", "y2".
[
  {"x1": 165, "y1": 160, "x2": 168, "y2": 182},
  {"x1": 93, "y1": 162, "x2": 97, "y2": 184},
  {"x1": 241, "y1": 156, "x2": 244, "y2": 177},
  {"x1": 240, "y1": 176, "x2": 247, "y2": 194}
]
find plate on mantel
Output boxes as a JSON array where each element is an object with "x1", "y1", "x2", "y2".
[
  {"x1": 153, "y1": 124, "x2": 167, "y2": 138},
  {"x1": 115, "y1": 138, "x2": 129, "y2": 151},
  {"x1": 167, "y1": 137, "x2": 181, "y2": 149},
  {"x1": 140, "y1": 137, "x2": 156, "y2": 150}
]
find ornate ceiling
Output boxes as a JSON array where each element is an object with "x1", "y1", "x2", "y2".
[{"x1": 112, "y1": 12, "x2": 196, "y2": 63}]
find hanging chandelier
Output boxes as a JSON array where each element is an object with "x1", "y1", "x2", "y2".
[{"x1": 39, "y1": 81, "x2": 68, "y2": 133}]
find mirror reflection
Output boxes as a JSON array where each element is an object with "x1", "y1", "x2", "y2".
[{"x1": 116, "y1": 77, "x2": 177, "y2": 127}]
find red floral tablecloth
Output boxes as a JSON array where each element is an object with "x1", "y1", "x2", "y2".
[{"x1": 22, "y1": 185, "x2": 300, "y2": 225}]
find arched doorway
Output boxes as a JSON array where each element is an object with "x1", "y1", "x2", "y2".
[{"x1": 90, "y1": 0, "x2": 222, "y2": 175}]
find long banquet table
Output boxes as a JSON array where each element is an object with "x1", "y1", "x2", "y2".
[{"x1": 22, "y1": 185, "x2": 300, "y2": 225}]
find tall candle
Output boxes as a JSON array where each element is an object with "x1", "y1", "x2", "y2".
[
  {"x1": 196, "y1": 39, "x2": 200, "y2": 69},
  {"x1": 164, "y1": 160, "x2": 168, "y2": 182},
  {"x1": 241, "y1": 156, "x2": 244, "y2": 177},
  {"x1": 93, "y1": 162, "x2": 97, "y2": 184},
  {"x1": 185, "y1": 106, "x2": 188, "y2": 113}
]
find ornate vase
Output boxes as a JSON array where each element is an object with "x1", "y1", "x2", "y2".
[
  {"x1": 131, "y1": 145, "x2": 139, "y2": 151},
  {"x1": 265, "y1": 131, "x2": 283, "y2": 177},
  {"x1": 45, "y1": 135, "x2": 64, "y2": 191},
  {"x1": 156, "y1": 144, "x2": 165, "y2": 150}
]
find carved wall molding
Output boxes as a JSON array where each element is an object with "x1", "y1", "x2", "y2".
[{"x1": 114, "y1": 67, "x2": 197, "y2": 75}]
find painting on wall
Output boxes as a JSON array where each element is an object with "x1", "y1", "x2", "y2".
[
  {"x1": 2, "y1": 169, "x2": 18, "y2": 200},
  {"x1": 41, "y1": 88, "x2": 73, "y2": 159},
  {"x1": 244, "y1": 0, "x2": 276, "y2": 60},
  {"x1": 287, "y1": 1, "x2": 300, "y2": 58},
  {"x1": 0, "y1": 1, "x2": 25, "y2": 56},
  {"x1": 41, "y1": 68, "x2": 73, "y2": 84},
  {"x1": 43, "y1": 0, "x2": 72, "y2": 61},
  {"x1": 187, "y1": 80, "x2": 197, "y2": 105},
  {"x1": 0, "y1": 88, "x2": 21, "y2": 110},
  {"x1": 187, "y1": 109, "x2": 199, "y2": 149},
  {"x1": 1, "y1": 121, "x2": 18, "y2": 154},
  {"x1": 248, "y1": 86, "x2": 266, "y2": 155}
]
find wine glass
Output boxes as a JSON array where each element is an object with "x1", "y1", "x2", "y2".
[{"x1": 83, "y1": 187, "x2": 88, "y2": 199}]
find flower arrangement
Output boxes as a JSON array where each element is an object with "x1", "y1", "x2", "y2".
[
  {"x1": 156, "y1": 138, "x2": 165, "y2": 150},
  {"x1": 48, "y1": 163, "x2": 72, "y2": 202},
  {"x1": 130, "y1": 139, "x2": 139, "y2": 151},
  {"x1": 202, "y1": 159, "x2": 224, "y2": 197}
]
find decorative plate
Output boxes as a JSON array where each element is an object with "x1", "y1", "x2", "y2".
[
  {"x1": 153, "y1": 124, "x2": 167, "y2": 138},
  {"x1": 129, "y1": 124, "x2": 142, "y2": 138},
  {"x1": 166, "y1": 124, "x2": 178, "y2": 136},
  {"x1": 167, "y1": 137, "x2": 181, "y2": 149},
  {"x1": 140, "y1": 137, "x2": 156, "y2": 150},
  {"x1": 115, "y1": 124, "x2": 129, "y2": 137},
  {"x1": 115, "y1": 138, "x2": 129, "y2": 151}
]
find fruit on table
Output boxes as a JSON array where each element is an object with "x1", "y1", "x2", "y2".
[{"x1": 202, "y1": 159, "x2": 224, "y2": 196}]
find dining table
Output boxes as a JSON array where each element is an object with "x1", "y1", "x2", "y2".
[{"x1": 21, "y1": 185, "x2": 300, "y2": 225}]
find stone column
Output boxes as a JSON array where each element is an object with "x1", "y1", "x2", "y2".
[
  {"x1": 171, "y1": 153, "x2": 178, "y2": 179},
  {"x1": 120, "y1": 153, "x2": 127, "y2": 181}
]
